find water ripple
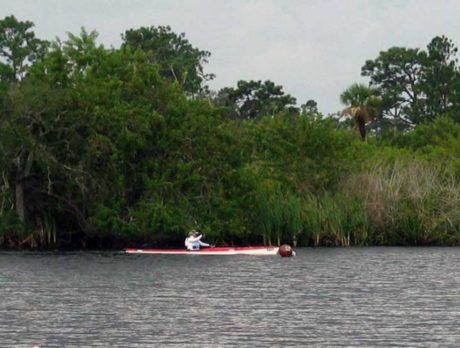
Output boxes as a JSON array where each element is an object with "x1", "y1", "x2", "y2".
[{"x1": 1, "y1": 248, "x2": 460, "y2": 347}]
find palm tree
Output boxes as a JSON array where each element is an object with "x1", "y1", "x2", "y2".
[{"x1": 340, "y1": 83, "x2": 381, "y2": 140}]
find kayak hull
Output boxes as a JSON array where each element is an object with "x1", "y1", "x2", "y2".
[{"x1": 124, "y1": 246, "x2": 279, "y2": 256}]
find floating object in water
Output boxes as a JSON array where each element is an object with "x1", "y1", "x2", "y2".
[{"x1": 278, "y1": 244, "x2": 294, "y2": 257}]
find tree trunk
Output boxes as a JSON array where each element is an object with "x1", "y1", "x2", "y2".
[
  {"x1": 15, "y1": 181, "x2": 25, "y2": 222},
  {"x1": 14, "y1": 151, "x2": 33, "y2": 223}
]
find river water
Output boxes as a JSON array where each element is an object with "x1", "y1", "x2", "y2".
[{"x1": 1, "y1": 247, "x2": 460, "y2": 347}]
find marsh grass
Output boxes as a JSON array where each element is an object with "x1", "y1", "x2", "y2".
[
  {"x1": 253, "y1": 159, "x2": 460, "y2": 247},
  {"x1": 342, "y1": 160, "x2": 460, "y2": 245},
  {"x1": 302, "y1": 193, "x2": 369, "y2": 246},
  {"x1": 255, "y1": 181, "x2": 303, "y2": 246}
]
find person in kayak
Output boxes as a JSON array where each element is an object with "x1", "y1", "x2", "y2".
[{"x1": 185, "y1": 230, "x2": 210, "y2": 251}]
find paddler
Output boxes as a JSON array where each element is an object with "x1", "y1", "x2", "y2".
[{"x1": 185, "y1": 230, "x2": 210, "y2": 251}]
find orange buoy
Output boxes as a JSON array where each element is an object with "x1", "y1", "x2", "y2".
[{"x1": 278, "y1": 244, "x2": 294, "y2": 257}]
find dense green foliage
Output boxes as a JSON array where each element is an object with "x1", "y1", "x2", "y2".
[
  {"x1": 121, "y1": 25, "x2": 214, "y2": 94},
  {"x1": 362, "y1": 36, "x2": 460, "y2": 128},
  {"x1": 1, "y1": 16, "x2": 460, "y2": 248},
  {"x1": 214, "y1": 80, "x2": 298, "y2": 119}
]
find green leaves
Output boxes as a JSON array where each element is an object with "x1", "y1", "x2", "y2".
[
  {"x1": 214, "y1": 80, "x2": 297, "y2": 119},
  {"x1": 361, "y1": 36, "x2": 460, "y2": 128},
  {"x1": 122, "y1": 25, "x2": 214, "y2": 94},
  {"x1": 419, "y1": 36, "x2": 460, "y2": 119},
  {"x1": 0, "y1": 15, "x2": 48, "y2": 81},
  {"x1": 340, "y1": 83, "x2": 382, "y2": 140},
  {"x1": 3, "y1": 18, "x2": 460, "y2": 248}
]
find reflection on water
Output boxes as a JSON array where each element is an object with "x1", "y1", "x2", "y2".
[{"x1": 1, "y1": 248, "x2": 460, "y2": 347}]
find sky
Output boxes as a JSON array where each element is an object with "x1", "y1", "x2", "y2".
[{"x1": 2, "y1": 0, "x2": 460, "y2": 114}]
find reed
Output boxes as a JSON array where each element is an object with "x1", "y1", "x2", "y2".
[
  {"x1": 255, "y1": 180, "x2": 304, "y2": 246},
  {"x1": 318, "y1": 194, "x2": 344, "y2": 246},
  {"x1": 43, "y1": 215, "x2": 57, "y2": 245},
  {"x1": 283, "y1": 192, "x2": 303, "y2": 246},
  {"x1": 342, "y1": 159, "x2": 460, "y2": 245},
  {"x1": 302, "y1": 194, "x2": 322, "y2": 246},
  {"x1": 335, "y1": 194, "x2": 370, "y2": 245},
  {"x1": 301, "y1": 193, "x2": 369, "y2": 246}
]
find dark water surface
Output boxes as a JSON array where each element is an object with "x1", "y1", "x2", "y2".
[{"x1": 1, "y1": 247, "x2": 460, "y2": 347}]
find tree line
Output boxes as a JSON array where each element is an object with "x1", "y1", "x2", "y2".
[{"x1": 1, "y1": 15, "x2": 460, "y2": 248}]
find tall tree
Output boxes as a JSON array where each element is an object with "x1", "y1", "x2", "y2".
[
  {"x1": 2, "y1": 80, "x2": 77, "y2": 226},
  {"x1": 340, "y1": 83, "x2": 381, "y2": 140},
  {"x1": 121, "y1": 25, "x2": 214, "y2": 94},
  {"x1": 0, "y1": 15, "x2": 48, "y2": 223},
  {"x1": 362, "y1": 36, "x2": 460, "y2": 128},
  {"x1": 362, "y1": 46, "x2": 422, "y2": 128},
  {"x1": 419, "y1": 36, "x2": 460, "y2": 120},
  {"x1": 0, "y1": 15, "x2": 48, "y2": 82},
  {"x1": 300, "y1": 99, "x2": 319, "y2": 115},
  {"x1": 214, "y1": 80, "x2": 297, "y2": 119}
]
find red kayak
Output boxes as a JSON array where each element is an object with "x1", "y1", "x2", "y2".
[{"x1": 124, "y1": 246, "x2": 280, "y2": 256}]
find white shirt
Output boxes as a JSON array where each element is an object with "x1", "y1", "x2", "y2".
[{"x1": 185, "y1": 234, "x2": 210, "y2": 250}]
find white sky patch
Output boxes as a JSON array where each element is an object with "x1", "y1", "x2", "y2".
[{"x1": 1, "y1": 0, "x2": 460, "y2": 114}]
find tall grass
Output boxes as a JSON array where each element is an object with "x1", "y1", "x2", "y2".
[
  {"x1": 302, "y1": 193, "x2": 369, "y2": 246},
  {"x1": 254, "y1": 178, "x2": 370, "y2": 247},
  {"x1": 255, "y1": 180, "x2": 303, "y2": 246},
  {"x1": 342, "y1": 160, "x2": 460, "y2": 245}
]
